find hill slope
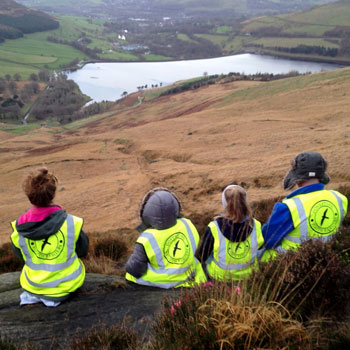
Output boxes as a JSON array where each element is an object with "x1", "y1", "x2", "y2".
[
  {"x1": 238, "y1": 0, "x2": 350, "y2": 62},
  {"x1": 16, "y1": 0, "x2": 338, "y2": 18},
  {"x1": 0, "y1": 0, "x2": 59, "y2": 43},
  {"x1": 1, "y1": 67, "x2": 349, "y2": 244}
]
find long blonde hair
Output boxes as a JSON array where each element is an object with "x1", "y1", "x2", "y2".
[{"x1": 220, "y1": 185, "x2": 252, "y2": 224}]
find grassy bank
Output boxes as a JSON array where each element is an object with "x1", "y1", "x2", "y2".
[{"x1": 0, "y1": 15, "x2": 140, "y2": 79}]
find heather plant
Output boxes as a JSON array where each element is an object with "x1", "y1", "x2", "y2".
[
  {"x1": 251, "y1": 195, "x2": 284, "y2": 224},
  {"x1": 250, "y1": 229, "x2": 350, "y2": 320},
  {"x1": 68, "y1": 322, "x2": 138, "y2": 350},
  {"x1": 324, "y1": 322, "x2": 350, "y2": 350},
  {"x1": 0, "y1": 337, "x2": 35, "y2": 350},
  {"x1": 0, "y1": 242, "x2": 23, "y2": 274},
  {"x1": 0, "y1": 338, "x2": 17, "y2": 350},
  {"x1": 94, "y1": 236, "x2": 128, "y2": 261},
  {"x1": 309, "y1": 320, "x2": 350, "y2": 350},
  {"x1": 83, "y1": 231, "x2": 130, "y2": 275},
  {"x1": 150, "y1": 224, "x2": 350, "y2": 350},
  {"x1": 150, "y1": 282, "x2": 222, "y2": 350},
  {"x1": 331, "y1": 225, "x2": 350, "y2": 261},
  {"x1": 149, "y1": 281, "x2": 311, "y2": 350},
  {"x1": 336, "y1": 185, "x2": 350, "y2": 226}
]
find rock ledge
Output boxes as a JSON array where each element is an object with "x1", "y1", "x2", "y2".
[{"x1": 0, "y1": 272, "x2": 178, "y2": 349}]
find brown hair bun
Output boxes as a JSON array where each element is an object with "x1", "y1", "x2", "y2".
[{"x1": 23, "y1": 167, "x2": 58, "y2": 207}]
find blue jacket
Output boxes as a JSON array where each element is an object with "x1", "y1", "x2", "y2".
[{"x1": 262, "y1": 183, "x2": 325, "y2": 249}]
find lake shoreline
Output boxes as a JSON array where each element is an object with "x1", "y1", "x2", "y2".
[
  {"x1": 66, "y1": 53, "x2": 345, "y2": 103},
  {"x1": 65, "y1": 51, "x2": 349, "y2": 74},
  {"x1": 242, "y1": 49, "x2": 350, "y2": 67}
]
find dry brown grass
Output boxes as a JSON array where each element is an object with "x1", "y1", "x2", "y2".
[
  {"x1": 150, "y1": 227, "x2": 350, "y2": 349},
  {"x1": 198, "y1": 299, "x2": 311, "y2": 350},
  {"x1": 1, "y1": 68, "x2": 350, "y2": 248},
  {"x1": 83, "y1": 255, "x2": 124, "y2": 276},
  {"x1": 83, "y1": 232, "x2": 131, "y2": 275}
]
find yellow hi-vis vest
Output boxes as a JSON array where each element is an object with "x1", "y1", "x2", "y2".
[
  {"x1": 125, "y1": 218, "x2": 207, "y2": 289},
  {"x1": 206, "y1": 219, "x2": 264, "y2": 281},
  {"x1": 262, "y1": 190, "x2": 348, "y2": 260},
  {"x1": 11, "y1": 214, "x2": 86, "y2": 298}
]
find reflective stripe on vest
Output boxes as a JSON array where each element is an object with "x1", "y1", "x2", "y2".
[
  {"x1": 281, "y1": 191, "x2": 345, "y2": 247},
  {"x1": 211, "y1": 220, "x2": 258, "y2": 271},
  {"x1": 134, "y1": 270, "x2": 196, "y2": 289},
  {"x1": 24, "y1": 264, "x2": 83, "y2": 288},
  {"x1": 330, "y1": 190, "x2": 345, "y2": 223},
  {"x1": 138, "y1": 232, "x2": 190, "y2": 275},
  {"x1": 134, "y1": 218, "x2": 198, "y2": 288},
  {"x1": 18, "y1": 214, "x2": 78, "y2": 272}
]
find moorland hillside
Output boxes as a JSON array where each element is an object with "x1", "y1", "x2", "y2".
[
  {"x1": 239, "y1": 0, "x2": 350, "y2": 63},
  {"x1": 1, "y1": 68, "x2": 350, "y2": 245},
  {"x1": 0, "y1": 0, "x2": 59, "y2": 42}
]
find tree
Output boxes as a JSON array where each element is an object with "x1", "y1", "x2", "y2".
[
  {"x1": 14, "y1": 73, "x2": 21, "y2": 81},
  {"x1": 0, "y1": 78, "x2": 6, "y2": 94},
  {"x1": 5, "y1": 74, "x2": 11, "y2": 82},
  {"x1": 30, "y1": 73, "x2": 38, "y2": 81},
  {"x1": 2, "y1": 104, "x2": 21, "y2": 120},
  {"x1": 8, "y1": 81, "x2": 17, "y2": 94},
  {"x1": 21, "y1": 83, "x2": 36, "y2": 101},
  {"x1": 38, "y1": 70, "x2": 50, "y2": 82},
  {"x1": 30, "y1": 82, "x2": 40, "y2": 94}
]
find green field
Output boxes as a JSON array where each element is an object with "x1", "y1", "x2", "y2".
[
  {"x1": 252, "y1": 37, "x2": 340, "y2": 49},
  {"x1": 0, "y1": 15, "x2": 141, "y2": 78},
  {"x1": 223, "y1": 36, "x2": 252, "y2": 53},
  {"x1": 3, "y1": 1, "x2": 350, "y2": 81},
  {"x1": 0, "y1": 123, "x2": 41, "y2": 134},
  {"x1": 242, "y1": 1, "x2": 350, "y2": 37},
  {"x1": 0, "y1": 48, "x2": 57, "y2": 64},
  {"x1": 194, "y1": 34, "x2": 228, "y2": 46},
  {"x1": 237, "y1": 1, "x2": 350, "y2": 61},
  {"x1": 0, "y1": 35, "x2": 87, "y2": 77},
  {"x1": 178, "y1": 33, "x2": 230, "y2": 49},
  {"x1": 99, "y1": 51, "x2": 138, "y2": 61},
  {"x1": 279, "y1": 1, "x2": 350, "y2": 26},
  {"x1": 177, "y1": 33, "x2": 197, "y2": 43},
  {"x1": 17, "y1": 0, "x2": 104, "y2": 8},
  {"x1": 0, "y1": 60, "x2": 41, "y2": 77},
  {"x1": 0, "y1": 17, "x2": 90, "y2": 78},
  {"x1": 214, "y1": 26, "x2": 231, "y2": 34},
  {"x1": 142, "y1": 53, "x2": 172, "y2": 61}
]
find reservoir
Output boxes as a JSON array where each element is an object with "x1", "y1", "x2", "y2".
[{"x1": 66, "y1": 53, "x2": 345, "y2": 103}]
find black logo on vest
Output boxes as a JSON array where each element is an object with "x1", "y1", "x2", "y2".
[
  {"x1": 29, "y1": 232, "x2": 65, "y2": 260},
  {"x1": 227, "y1": 241, "x2": 250, "y2": 260},
  {"x1": 309, "y1": 200, "x2": 339, "y2": 235},
  {"x1": 163, "y1": 232, "x2": 190, "y2": 264}
]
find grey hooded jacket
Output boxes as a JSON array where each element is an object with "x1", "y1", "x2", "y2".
[{"x1": 125, "y1": 190, "x2": 180, "y2": 278}]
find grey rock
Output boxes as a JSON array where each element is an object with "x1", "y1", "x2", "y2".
[
  {"x1": 0, "y1": 272, "x2": 180, "y2": 350},
  {"x1": 0, "y1": 271, "x2": 21, "y2": 293}
]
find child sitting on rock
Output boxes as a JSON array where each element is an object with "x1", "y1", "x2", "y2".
[
  {"x1": 10, "y1": 168, "x2": 89, "y2": 307},
  {"x1": 125, "y1": 187, "x2": 207, "y2": 288},
  {"x1": 197, "y1": 185, "x2": 264, "y2": 281}
]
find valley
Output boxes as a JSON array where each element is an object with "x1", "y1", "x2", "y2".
[
  {"x1": 1, "y1": 67, "x2": 349, "y2": 244},
  {"x1": 1, "y1": 1, "x2": 349, "y2": 81}
]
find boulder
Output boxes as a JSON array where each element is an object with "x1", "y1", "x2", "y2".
[{"x1": 0, "y1": 272, "x2": 179, "y2": 349}]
